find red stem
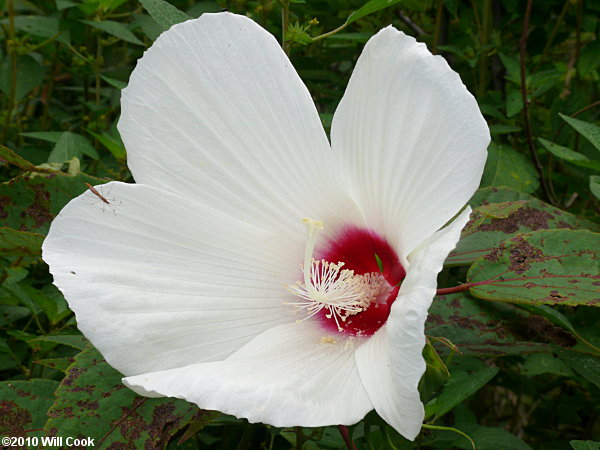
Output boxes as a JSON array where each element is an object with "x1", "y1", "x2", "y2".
[
  {"x1": 338, "y1": 425, "x2": 357, "y2": 450},
  {"x1": 436, "y1": 279, "x2": 494, "y2": 295},
  {"x1": 436, "y1": 284, "x2": 473, "y2": 295}
]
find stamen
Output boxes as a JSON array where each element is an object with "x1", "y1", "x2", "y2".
[{"x1": 286, "y1": 219, "x2": 385, "y2": 331}]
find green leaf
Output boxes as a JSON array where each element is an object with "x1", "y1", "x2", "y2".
[
  {"x1": 12, "y1": 16, "x2": 59, "y2": 37},
  {"x1": 88, "y1": 129, "x2": 126, "y2": 160},
  {"x1": 467, "y1": 229, "x2": 600, "y2": 307},
  {"x1": 578, "y1": 40, "x2": 600, "y2": 77},
  {"x1": 571, "y1": 441, "x2": 600, "y2": 450},
  {"x1": 452, "y1": 426, "x2": 532, "y2": 450},
  {"x1": 34, "y1": 357, "x2": 73, "y2": 372},
  {"x1": 4, "y1": 283, "x2": 70, "y2": 325},
  {"x1": 518, "y1": 304, "x2": 576, "y2": 334},
  {"x1": 425, "y1": 367, "x2": 499, "y2": 420},
  {"x1": 476, "y1": 200, "x2": 529, "y2": 219},
  {"x1": 48, "y1": 131, "x2": 99, "y2": 163},
  {"x1": 177, "y1": 410, "x2": 221, "y2": 445},
  {"x1": 427, "y1": 293, "x2": 551, "y2": 356},
  {"x1": 99, "y1": 0, "x2": 128, "y2": 12},
  {"x1": 82, "y1": 20, "x2": 144, "y2": 46},
  {"x1": 506, "y1": 90, "x2": 523, "y2": 117},
  {"x1": 0, "y1": 171, "x2": 106, "y2": 234},
  {"x1": 559, "y1": 114, "x2": 600, "y2": 152},
  {"x1": 132, "y1": 12, "x2": 163, "y2": 40},
  {"x1": 56, "y1": 0, "x2": 78, "y2": 9},
  {"x1": 521, "y1": 352, "x2": 574, "y2": 377},
  {"x1": 0, "y1": 227, "x2": 44, "y2": 258},
  {"x1": 0, "y1": 144, "x2": 54, "y2": 173},
  {"x1": 0, "y1": 305, "x2": 31, "y2": 327},
  {"x1": 447, "y1": 187, "x2": 598, "y2": 266},
  {"x1": 139, "y1": 0, "x2": 192, "y2": 31},
  {"x1": 3, "y1": 284, "x2": 41, "y2": 316},
  {"x1": 558, "y1": 350, "x2": 600, "y2": 389},
  {"x1": 421, "y1": 339, "x2": 450, "y2": 402},
  {"x1": 285, "y1": 22, "x2": 313, "y2": 45},
  {"x1": 0, "y1": 337, "x2": 22, "y2": 371},
  {"x1": 498, "y1": 52, "x2": 520, "y2": 83},
  {"x1": 490, "y1": 124, "x2": 521, "y2": 135},
  {"x1": 590, "y1": 176, "x2": 600, "y2": 200},
  {"x1": 185, "y1": 1, "x2": 222, "y2": 16},
  {"x1": 20, "y1": 131, "x2": 64, "y2": 143},
  {"x1": 34, "y1": 334, "x2": 87, "y2": 350},
  {"x1": 100, "y1": 74, "x2": 127, "y2": 89},
  {"x1": 0, "y1": 379, "x2": 59, "y2": 438},
  {"x1": 346, "y1": 0, "x2": 405, "y2": 26},
  {"x1": 4, "y1": 16, "x2": 70, "y2": 44},
  {"x1": 480, "y1": 143, "x2": 539, "y2": 194},
  {"x1": 45, "y1": 347, "x2": 197, "y2": 447},
  {"x1": 0, "y1": 55, "x2": 45, "y2": 101},
  {"x1": 538, "y1": 137, "x2": 600, "y2": 170}
]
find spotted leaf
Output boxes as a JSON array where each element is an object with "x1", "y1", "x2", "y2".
[{"x1": 467, "y1": 229, "x2": 600, "y2": 307}]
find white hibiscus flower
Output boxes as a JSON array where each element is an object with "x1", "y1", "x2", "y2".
[{"x1": 42, "y1": 12, "x2": 489, "y2": 440}]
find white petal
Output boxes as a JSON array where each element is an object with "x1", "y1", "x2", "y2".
[
  {"x1": 119, "y1": 12, "x2": 341, "y2": 229},
  {"x1": 331, "y1": 26, "x2": 489, "y2": 258},
  {"x1": 355, "y1": 207, "x2": 472, "y2": 440},
  {"x1": 124, "y1": 321, "x2": 373, "y2": 427},
  {"x1": 42, "y1": 182, "x2": 301, "y2": 376}
]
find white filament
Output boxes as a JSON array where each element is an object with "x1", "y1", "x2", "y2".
[{"x1": 286, "y1": 219, "x2": 384, "y2": 331}]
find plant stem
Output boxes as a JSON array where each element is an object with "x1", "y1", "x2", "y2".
[
  {"x1": 432, "y1": 0, "x2": 444, "y2": 54},
  {"x1": 281, "y1": 0, "x2": 290, "y2": 55},
  {"x1": 312, "y1": 22, "x2": 348, "y2": 42},
  {"x1": 397, "y1": 10, "x2": 425, "y2": 36},
  {"x1": 533, "y1": 0, "x2": 570, "y2": 73},
  {"x1": 95, "y1": 34, "x2": 102, "y2": 106},
  {"x1": 41, "y1": 54, "x2": 59, "y2": 131},
  {"x1": 519, "y1": 0, "x2": 556, "y2": 205},
  {"x1": 337, "y1": 425, "x2": 357, "y2": 450},
  {"x1": 2, "y1": 0, "x2": 17, "y2": 143},
  {"x1": 436, "y1": 283, "x2": 473, "y2": 295},
  {"x1": 27, "y1": 31, "x2": 63, "y2": 53},
  {"x1": 421, "y1": 424, "x2": 475, "y2": 450},
  {"x1": 477, "y1": 0, "x2": 490, "y2": 96},
  {"x1": 553, "y1": 100, "x2": 600, "y2": 141}
]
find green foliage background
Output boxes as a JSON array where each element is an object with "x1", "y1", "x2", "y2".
[{"x1": 1, "y1": 0, "x2": 599, "y2": 448}]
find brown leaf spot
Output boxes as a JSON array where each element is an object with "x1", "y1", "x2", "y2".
[
  {"x1": 426, "y1": 314, "x2": 444, "y2": 326},
  {"x1": 76, "y1": 400, "x2": 100, "y2": 411},
  {"x1": 0, "y1": 400, "x2": 32, "y2": 437},
  {"x1": 510, "y1": 315, "x2": 576, "y2": 347},
  {"x1": 70, "y1": 386, "x2": 95, "y2": 395},
  {"x1": 63, "y1": 367, "x2": 85, "y2": 386},
  {"x1": 508, "y1": 237, "x2": 543, "y2": 274},
  {"x1": 449, "y1": 314, "x2": 491, "y2": 331},
  {"x1": 543, "y1": 291, "x2": 569, "y2": 304},
  {"x1": 48, "y1": 405, "x2": 74, "y2": 419},
  {"x1": 479, "y1": 206, "x2": 553, "y2": 234},
  {"x1": 21, "y1": 184, "x2": 53, "y2": 228},
  {"x1": 556, "y1": 221, "x2": 574, "y2": 229},
  {"x1": 106, "y1": 443, "x2": 128, "y2": 450},
  {"x1": 485, "y1": 242, "x2": 506, "y2": 262},
  {"x1": 0, "y1": 195, "x2": 11, "y2": 219}
]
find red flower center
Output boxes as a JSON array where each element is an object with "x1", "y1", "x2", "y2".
[{"x1": 314, "y1": 226, "x2": 406, "y2": 336}]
